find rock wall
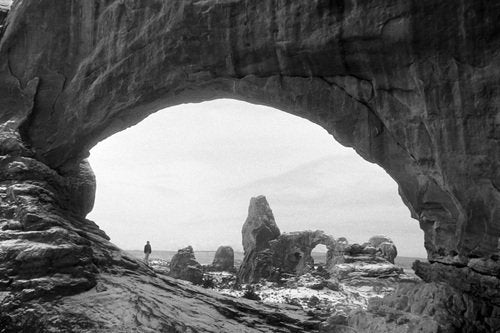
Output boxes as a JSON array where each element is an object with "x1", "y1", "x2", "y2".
[{"x1": 0, "y1": 0, "x2": 500, "y2": 331}]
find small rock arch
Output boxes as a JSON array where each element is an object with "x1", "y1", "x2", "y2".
[{"x1": 270, "y1": 230, "x2": 336, "y2": 276}]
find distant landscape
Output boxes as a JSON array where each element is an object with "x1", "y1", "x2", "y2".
[{"x1": 127, "y1": 250, "x2": 424, "y2": 270}]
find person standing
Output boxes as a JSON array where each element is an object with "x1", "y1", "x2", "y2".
[{"x1": 144, "y1": 241, "x2": 152, "y2": 266}]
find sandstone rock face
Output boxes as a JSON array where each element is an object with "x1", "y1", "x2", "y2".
[
  {"x1": 330, "y1": 236, "x2": 399, "y2": 265},
  {"x1": 169, "y1": 246, "x2": 203, "y2": 285},
  {"x1": 238, "y1": 199, "x2": 339, "y2": 281},
  {"x1": 212, "y1": 246, "x2": 235, "y2": 272},
  {"x1": 326, "y1": 236, "x2": 408, "y2": 290},
  {"x1": 368, "y1": 235, "x2": 398, "y2": 264},
  {"x1": 1, "y1": 0, "x2": 500, "y2": 331},
  {"x1": 347, "y1": 282, "x2": 495, "y2": 333},
  {"x1": 270, "y1": 230, "x2": 336, "y2": 275},
  {"x1": 238, "y1": 196, "x2": 280, "y2": 283},
  {"x1": 0, "y1": 272, "x2": 318, "y2": 333},
  {"x1": 0, "y1": 9, "x2": 7, "y2": 36},
  {"x1": 378, "y1": 242, "x2": 397, "y2": 264}
]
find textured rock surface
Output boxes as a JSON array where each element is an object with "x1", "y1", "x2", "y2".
[
  {"x1": 238, "y1": 196, "x2": 281, "y2": 283},
  {"x1": 329, "y1": 236, "x2": 399, "y2": 265},
  {"x1": 0, "y1": 9, "x2": 7, "y2": 35},
  {"x1": 346, "y1": 281, "x2": 500, "y2": 333},
  {"x1": 238, "y1": 202, "x2": 403, "y2": 287},
  {"x1": 0, "y1": 0, "x2": 500, "y2": 331},
  {"x1": 211, "y1": 246, "x2": 235, "y2": 272},
  {"x1": 0, "y1": 272, "x2": 319, "y2": 333},
  {"x1": 270, "y1": 230, "x2": 336, "y2": 275},
  {"x1": 169, "y1": 246, "x2": 203, "y2": 285},
  {"x1": 367, "y1": 235, "x2": 398, "y2": 263}
]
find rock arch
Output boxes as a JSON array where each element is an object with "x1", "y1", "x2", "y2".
[
  {"x1": 1, "y1": 0, "x2": 500, "y2": 331},
  {"x1": 270, "y1": 230, "x2": 336, "y2": 276}
]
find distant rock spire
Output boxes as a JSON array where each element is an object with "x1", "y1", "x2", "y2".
[{"x1": 237, "y1": 195, "x2": 281, "y2": 283}]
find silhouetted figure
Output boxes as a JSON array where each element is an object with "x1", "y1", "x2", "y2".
[{"x1": 144, "y1": 241, "x2": 152, "y2": 266}]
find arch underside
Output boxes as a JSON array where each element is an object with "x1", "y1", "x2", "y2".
[{"x1": 1, "y1": 0, "x2": 500, "y2": 331}]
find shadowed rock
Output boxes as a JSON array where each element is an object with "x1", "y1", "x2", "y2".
[
  {"x1": 1, "y1": 0, "x2": 500, "y2": 331},
  {"x1": 270, "y1": 230, "x2": 336, "y2": 276},
  {"x1": 212, "y1": 246, "x2": 235, "y2": 272},
  {"x1": 169, "y1": 246, "x2": 203, "y2": 285},
  {"x1": 347, "y1": 282, "x2": 487, "y2": 332},
  {"x1": 237, "y1": 196, "x2": 280, "y2": 283}
]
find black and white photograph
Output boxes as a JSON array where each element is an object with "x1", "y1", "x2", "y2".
[{"x1": 0, "y1": 0, "x2": 498, "y2": 332}]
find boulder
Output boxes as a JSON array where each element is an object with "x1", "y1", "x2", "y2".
[
  {"x1": 211, "y1": 246, "x2": 235, "y2": 272},
  {"x1": 378, "y1": 242, "x2": 398, "y2": 264},
  {"x1": 368, "y1": 235, "x2": 393, "y2": 248},
  {"x1": 169, "y1": 246, "x2": 203, "y2": 285},
  {"x1": 330, "y1": 236, "x2": 399, "y2": 265},
  {"x1": 327, "y1": 236, "x2": 405, "y2": 286},
  {"x1": 237, "y1": 196, "x2": 280, "y2": 283},
  {"x1": 368, "y1": 235, "x2": 398, "y2": 264}
]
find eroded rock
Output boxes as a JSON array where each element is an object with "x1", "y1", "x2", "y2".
[
  {"x1": 211, "y1": 246, "x2": 235, "y2": 272},
  {"x1": 169, "y1": 246, "x2": 203, "y2": 285},
  {"x1": 0, "y1": 0, "x2": 499, "y2": 331},
  {"x1": 0, "y1": 273, "x2": 318, "y2": 333},
  {"x1": 237, "y1": 196, "x2": 280, "y2": 283},
  {"x1": 346, "y1": 282, "x2": 497, "y2": 333},
  {"x1": 270, "y1": 230, "x2": 336, "y2": 276},
  {"x1": 330, "y1": 235, "x2": 399, "y2": 265}
]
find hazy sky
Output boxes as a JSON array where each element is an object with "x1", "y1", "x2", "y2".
[{"x1": 87, "y1": 99, "x2": 426, "y2": 257}]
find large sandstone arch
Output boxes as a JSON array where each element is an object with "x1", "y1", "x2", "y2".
[{"x1": 1, "y1": 0, "x2": 500, "y2": 331}]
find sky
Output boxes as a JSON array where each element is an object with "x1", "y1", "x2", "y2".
[{"x1": 87, "y1": 99, "x2": 426, "y2": 257}]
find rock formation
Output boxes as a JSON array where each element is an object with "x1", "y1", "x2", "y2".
[
  {"x1": 327, "y1": 238, "x2": 406, "y2": 290},
  {"x1": 169, "y1": 246, "x2": 203, "y2": 285},
  {"x1": 347, "y1": 282, "x2": 492, "y2": 333},
  {"x1": 237, "y1": 196, "x2": 280, "y2": 283},
  {"x1": 237, "y1": 199, "x2": 339, "y2": 281},
  {"x1": 0, "y1": 6, "x2": 7, "y2": 35},
  {"x1": 237, "y1": 203, "x2": 400, "y2": 285},
  {"x1": 0, "y1": 0, "x2": 500, "y2": 331},
  {"x1": 270, "y1": 230, "x2": 336, "y2": 275},
  {"x1": 368, "y1": 235, "x2": 398, "y2": 264},
  {"x1": 211, "y1": 246, "x2": 235, "y2": 272},
  {"x1": 329, "y1": 235, "x2": 399, "y2": 265},
  {"x1": 0, "y1": 271, "x2": 318, "y2": 333}
]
